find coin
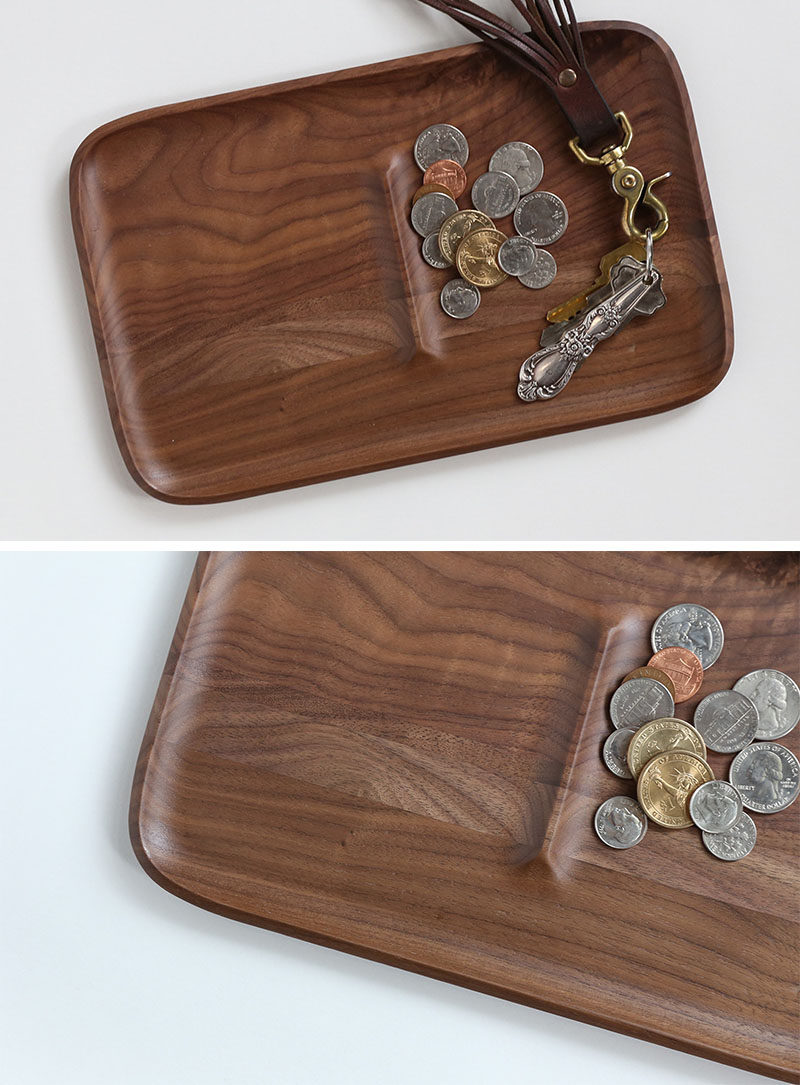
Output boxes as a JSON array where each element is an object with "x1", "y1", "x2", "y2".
[
  {"x1": 422, "y1": 232, "x2": 451, "y2": 269},
  {"x1": 651, "y1": 603, "x2": 724, "y2": 669},
  {"x1": 594, "y1": 796, "x2": 648, "y2": 849},
  {"x1": 647, "y1": 647, "x2": 703, "y2": 703},
  {"x1": 602, "y1": 728, "x2": 635, "y2": 779},
  {"x1": 514, "y1": 191, "x2": 569, "y2": 245},
  {"x1": 455, "y1": 228, "x2": 508, "y2": 288},
  {"x1": 519, "y1": 249, "x2": 557, "y2": 289},
  {"x1": 702, "y1": 812, "x2": 757, "y2": 861},
  {"x1": 440, "y1": 278, "x2": 481, "y2": 320},
  {"x1": 438, "y1": 210, "x2": 495, "y2": 265},
  {"x1": 497, "y1": 236, "x2": 537, "y2": 277},
  {"x1": 424, "y1": 158, "x2": 468, "y2": 199},
  {"x1": 414, "y1": 124, "x2": 469, "y2": 170},
  {"x1": 637, "y1": 750, "x2": 714, "y2": 829},
  {"x1": 733, "y1": 669, "x2": 800, "y2": 740},
  {"x1": 627, "y1": 717, "x2": 707, "y2": 779},
  {"x1": 412, "y1": 182, "x2": 455, "y2": 206},
  {"x1": 410, "y1": 191, "x2": 459, "y2": 237},
  {"x1": 693, "y1": 689, "x2": 759, "y2": 753},
  {"x1": 609, "y1": 677, "x2": 674, "y2": 730},
  {"x1": 471, "y1": 171, "x2": 521, "y2": 218},
  {"x1": 622, "y1": 666, "x2": 677, "y2": 702},
  {"x1": 729, "y1": 741, "x2": 800, "y2": 813},
  {"x1": 689, "y1": 780, "x2": 743, "y2": 833},
  {"x1": 489, "y1": 141, "x2": 544, "y2": 196}
]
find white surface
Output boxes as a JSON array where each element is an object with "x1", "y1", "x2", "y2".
[
  {"x1": 2, "y1": 0, "x2": 799, "y2": 540},
  {"x1": 0, "y1": 553, "x2": 783, "y2": 1084}
]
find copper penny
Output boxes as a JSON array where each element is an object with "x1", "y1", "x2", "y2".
[
  {"x1": 424, "y1": 158, "x2": 468, "y2": 199},
  {"x1": 411, "y1": 182, "x2": 453, "y2": 206},
  {"x1": 648, "y1": 646, "x2": 704, "y2": 703},
  {"x1": 622, "y1": 666, "x2": 676, "y2": 702}
]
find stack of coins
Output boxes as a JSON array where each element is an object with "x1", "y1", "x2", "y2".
[
  {"x1": 595, "y1": 603, "x2": 800, "y2": 861},
  {"x1": 411, "y1": 123, "x2": 569, "y2": 319}
]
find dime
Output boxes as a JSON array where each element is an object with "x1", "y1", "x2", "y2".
[
  {"x1": 414, "y1": 124, "x2": 469, "y2": 170},
  {"x1": 519, "y1": 249, "x2": 557, "y2": 289},
  {"x1": 514, "y1": 191, "x2": 569, "y2": 245},
  {"x1": 497, "y1": 236, "x2": 537, "y2": 277},
  {"x1": 602, "y1": 728, "x2": 635, "y2": 779},
  {"x1": 647, "y1": 647, "x2": 703, "y2": 703},
  {"x1": 627, "y1": 717, "x2": 707, "y2": 779},
  {"x1": 455, "y1": 228, "x2": 508, "y2": 289},
  {"x1": 733, "y1": 669, "x2": 800, "y2": 740},
  {"x1": 412, "y1": 182, "x2": 455, "y2": 206},
  {"x1": 702, "y1": 812, "x2": 757, "y2": 861},
  {"x1": 651, "y1": 603, "x2": 724, "y2": 669},
  {"x1": 689, "y1": 780, "x2": 743, "y2": 833},
  {"x1": 693, "y1": 689, "x2": 759, "y2": 753},
  {"x1": 609, "y1": 677, "x2": 674, "y2": 731},
  {"x1": 729, "y1": 741, "x2": 800, "y2": 813},
  {"x1": 471, "y1": 171, "x2": 521, "y2": 218},
  {"x1": 594, "y1": 796, "x2": 648, "y2": 849},
  {"x1": 422, "y1": 232, "x2": 451, "y2": 269},
  {"x1": 440, "y1": 278, "x2": 481, "y2": 320},
  {"x1": 622, "y1": 666, "x2": 677, "y2": 702},
  {"x1": 438, "y1": 210, "x2": 495, "y2": 265},
  {"x1": 423, "y1": 158, "x2": 468, "y2": 199},
  {"x1": 637, "y1": 750, "x2": 714, "y2": 829},
  {"x1": 489, "y1": 141, "x2": 544, "y2": 196},
  {"x1": 410, "y1": 191, "x2": 459, "y2": 237}
]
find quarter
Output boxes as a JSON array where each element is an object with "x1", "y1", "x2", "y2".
[
  {"x1": 489, "y1": 141, "x2": 544, "y2": 196},
  {"x1": 647, "y1": 647, "x2": 704, "y2": 703},
  {"x1": 594, "y1": 796, "x2": 648, "y2": 849},
  {"x1": 651, "y1": 603, "x2": 724, "y2": 669},
  {"x1": 693, "y1": 689, "x2": 759, "y2": 753},
  {"x1": 609, "y1": 676, "x2": 674, "y2": 730},
  {"x1": 412, "y1": 182, "x2": 455, "y2": 206},
  {"x1": 622, "y1": 666, "x2": 677, "y2": 702},
  {"x1": 514, "y1": 191, "x2": 569, "y2": 245},
  {"x1": 626, "y1": 717, "x2": 707, "y2": 778},
  {"x1": 471, "y1": 171, "x2": 521, "y2": 218},
  {"x1": 410, "y1": 191, "x2": 459, "y2": 238},
  {"x1": 702, "y1": 812, "x2": 757, "y2": 861},
  {"x1": 689, "y1": 780, "x2": 743, "y2": 833},
  {"x1": 414, "y1": 124, "x2": 469, "y2": 170},
  {"x1": 729, "y1": 741, "x2": 800, "y2": 813},
  {"x1": 733, "y1": 669, "x2": 800, "y2": 740},
  {"x1": 455, "y1": 228, "x2": 508, "y2": 289},
  {"x1": 637, "y1": 750, "x2": 714, "y2": 829}
]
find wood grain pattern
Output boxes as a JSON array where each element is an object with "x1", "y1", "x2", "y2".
[
  {"x1": 71, "y1": 23, "x2": 733, "y2": 504},
  {"x1": 131, "y1": 553, "x2": 798, "y2": 1079}
]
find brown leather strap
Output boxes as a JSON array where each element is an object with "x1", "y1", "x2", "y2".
[{"x1": 414, "y1": 0, "x2": 622, "y2": 155}]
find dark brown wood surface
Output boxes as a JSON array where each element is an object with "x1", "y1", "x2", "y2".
[
  {"x1": 72, "y1": 23, "x2": 732, "y2": 504},
  {"x1": 132, "y1": 553, "x2": 798, "y2": 1080}
]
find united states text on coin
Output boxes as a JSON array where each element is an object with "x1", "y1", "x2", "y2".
[
  {"x1": 438, "y1": 210, "x2": 495, "y2": 265},
  {"x1": 602, "y1": 728, "x2": 635, "y2": 779},
  {"x1": 689, "y1": 780, "x2": 743, "y2": 833},
  {"x1": 497, "y1": 236, "x2": 537, "y2": 277},
  {"x1": 702, "y1": 812, "x2": 756, "y2": 861},
  {"x1": 414, "y1": 124, "x2": 469, "y2": 170},
  {"x1": 424, "y1": 158, "x2": 468, "y2": 199},
  {"x1": 411, "y1": 191, "x2": 459, "y2": 237},
  {"x1": 647, "y1": 647, "x2": 703, "y2": 703},
  {"x1": 519, "y1": 248, "x2": 557, "y2": 289},
  {"x1": 609, "y1": 676, "x2": 674, "y2": 730},
  {"x1": 456, "y1": 228, "x2": 508, "y2": 289},
  {"x1": 412, "y1": 182, "x2": 454, "y2": 206},
  {"x1": 626, "y1": 717, "x2": 706, "y2": 779},
  {"x1": 471, "y1": 171, "x2": 521, "y2": 218},
  {"x1": 622, "y1": 666, "x2": 677, "y2": 702},
  {"x1": 594, "y1": 796, "x2": 647, "y2": 849},
  {"x1": 489, "y1": 141, "x2": 544, "y2": 196},
  {"x1": 637, "y1": 750, "x2": 713, "y2": 829},
  {"x1": 440, "y1": 278, "x2": 481, "y2": 320},
  {"x1": 693, "y1": 689, "x2": 759, "y2": 753},
  {"x1": 733, "y1": 669, "x2": 800, "y2": 740},
  {"x1": 422, "y1": 232, "x2": 451, "y2": 269},
  {"x1": 514, "y1": 191, "x2": 569, "y2": 245},
  {"x1": 651, "y1": 603, "x2": 724, "y2": 669},
  {"x1": 729, "y1": 741, "x2": 800, "y2": 813}
]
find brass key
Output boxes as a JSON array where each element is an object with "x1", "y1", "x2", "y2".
[{"x1": 546, "y1": 240, "x2": 647, "y2": 323}]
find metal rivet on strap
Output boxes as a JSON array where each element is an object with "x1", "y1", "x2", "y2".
[{"x1": 558, "y1": 68, "x2": 577, "y2": 87}]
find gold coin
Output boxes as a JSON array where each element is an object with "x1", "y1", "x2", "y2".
[
  {"x1": 637, "y1": 750, "x2": 714, "y2": 829},
  {"x1": 627, "y1": 717, "x2": 707, "y2": 778},
  {"x1": 438, "y1": 210, "x2": 495, "y2": 264},
  {"x1": 622, "y1": 666, "x2": 676, "y2": 702},
  {"x1": 412, "y1": 182, "x2": 453, "y2": 206},
  {"x1": 456, "y1": 228, "x2": 508, "y2": 288}
]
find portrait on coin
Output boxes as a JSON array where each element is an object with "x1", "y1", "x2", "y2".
[
  {"x1": 694, "y1": 787, "x2": 736, "y2": 825},
  {"x1": 750, "y1": 674, "x2": 788, "y2": 732},
  {"x1": 745, "y1": 749, "x2": 784, "y2": 804},
  {"x1": 608, "y1": 804, "x2": 642, "y2": 845}
]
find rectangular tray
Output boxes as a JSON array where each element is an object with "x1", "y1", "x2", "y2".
[
  {"x1": 132, "y1": 552, "x2": 798, "y2": 1080},
  {"x1": 72, "y1": 22, "x2": 732, "y2": 503}
]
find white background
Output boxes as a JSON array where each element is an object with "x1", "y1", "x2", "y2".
[
  {"x1": 0, "y1": 552, "x2": 786, "y2": 1084},
  {"x1": 1, "y1": 0, "x2": 799, "y2": 541}
]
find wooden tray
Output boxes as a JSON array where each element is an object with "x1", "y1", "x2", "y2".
[
  {"x1": 72, "y1": 23, "x2": 732, "y2": 504},
  {"x1": 131, "y1": 552, "x2": 798, "y2": 1080}
]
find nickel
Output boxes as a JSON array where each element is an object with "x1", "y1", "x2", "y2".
[
  {"x1": 594, "y1": 796, "x2": 648, "y2": 849},
  {"x1": 609, "y1": 676, "x2": 674, "y2": 731},
  {"x1": 733, "y1": 669, "x2": 800, "y2": 740},
  {"x1": 702, "y1": 812, "x2": 757, "y2": 861},
  {"x1": 693, "y1": 689, "x2": 759, "y2": 753},
  {"x1": 411, "y1": 191, "x2": 459, "y2": 238},
  {"x1": 471, "y1": 171, "x2": 521, "y2": 218},
  {"x1": 622, "y1": 665, "x2": 677, "y2": 702},
  {"x1": 729, "y1": 741, "x2": 800, "y2": 813}
]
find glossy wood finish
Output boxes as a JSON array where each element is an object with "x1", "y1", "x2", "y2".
[
  {"x1": 132, "y1": 553, "x2": 797, "y2": 1080},
  {"x1": 72, "y1": 24, "x2": 732, "y2": 504}
]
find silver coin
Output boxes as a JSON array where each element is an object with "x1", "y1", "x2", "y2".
[
  {"x1": 440, "y1": 278, "x2": 480, "y2": 320},
  {"x1": 609, "y1": 677, "x2": 674, "y2": 730},
  {"x1": 693, "y1": 689, "x2": 759, "y2": 753},
  {"x1": 519, "y1": 248, "x2": 557, "y2": 289},
  {"x1": 689, "y1": 780, "x2": 743, "y2": 833},
  {"x1": 594, "y1": 796, "x2": 647, "y2": 849},
  {"x1": 411, "y1": 192, "x2": 459, "y2": 238},
  {"x1": 702, "y1": 812, "x2": 757, "y2": 862},
  {"x1": 651, "y1": 603, "x2": 724, "y2": 669},
  {"x1": 513, "y1": 191, "x2": 569, "y2": 245},
  {"x1": 489, "y1": 141, "x2": 544, "y2": 196},
  {"x1": 422, "y1": 232, "x2": 451, "y2": 269},
  {"x1": 602, "y1": 728, "x2": 635, "y2": 779},
  {"x1": 471, "y1": 171, "x2": 521, "y2": 218},
  {"x1": 729, "y1": 741, "x2": 800, "y2": 813},
  {"x1": 497, "y1": 236, "x2": 537, "y2": 277},
  {"x1": 414, "y1": 124, "x2": 469, "y2": 170},
  {"x1": 733, "y1": 669, "x2": 800, "y2": 740}
]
